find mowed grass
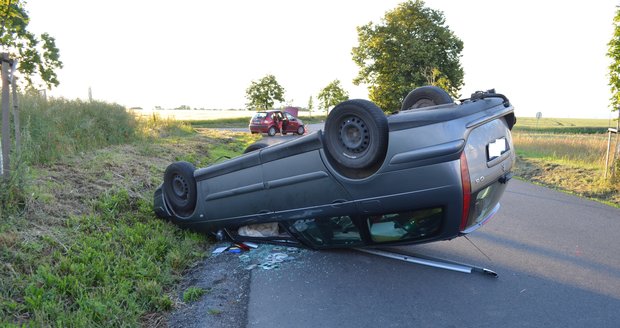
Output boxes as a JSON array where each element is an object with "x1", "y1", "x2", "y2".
[{"x1": 512, "y1": 116, "x2": 620, "y2": 206}]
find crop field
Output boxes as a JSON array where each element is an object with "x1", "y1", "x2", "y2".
[{"x1": 514, "y1": 117, "x2": 616, "y2": 134}]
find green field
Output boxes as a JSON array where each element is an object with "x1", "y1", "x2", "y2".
[{"x1": 514, "y1": 117, "x2": 616, "y2": 134}]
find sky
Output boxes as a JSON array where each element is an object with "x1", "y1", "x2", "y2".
[{"x1": 26, "y1": 0, "x2": 619, "y2": 119}]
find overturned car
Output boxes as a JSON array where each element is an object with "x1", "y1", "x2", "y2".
[{"x1": 154, "y1": 86, "x2": 516, "y2": 250}]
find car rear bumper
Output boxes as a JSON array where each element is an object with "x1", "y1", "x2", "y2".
[{"x1": 249, "y1": 124, "x2": 270, "y2": 133}]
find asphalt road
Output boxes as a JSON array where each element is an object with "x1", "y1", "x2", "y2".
[{"x1": 246, "y1": 179, "x2": 620, "y2": 328}]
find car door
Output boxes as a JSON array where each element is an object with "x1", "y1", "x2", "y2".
[
  {"x1": 284, "y1": 112, "x2": 299, "y2": 133},
  {"x1": 259, "y1": 134, "x2": 354, "y2": 219}
]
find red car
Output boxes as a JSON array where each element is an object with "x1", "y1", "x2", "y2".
[{"x1": 249, "y1": 110, "x2": 305, "y2": 136}]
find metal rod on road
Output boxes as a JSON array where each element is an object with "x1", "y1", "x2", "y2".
[{"x1": 355, "y1": 248, "x2": 498, "y2": 277}]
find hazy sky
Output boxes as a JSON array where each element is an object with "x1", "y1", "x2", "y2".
[{"x1": 27, "y1": 0, "x2": 618, "y2": 119}]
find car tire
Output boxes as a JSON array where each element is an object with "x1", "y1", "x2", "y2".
[
  {"x1": 268, "y1": 126, "x2": 277, "y2": 136},
  {"x1": 401, "y1": 85, "x2": 453, "y2": 111},
  {"x1": 243, "y1": 142, "x2": 268, "y2": 154},
  {"x1": 297, "y1": 126, "x2": 305, "y2": 135},
  {"x1": 163, "y1": 161, "x2": 197, "y2": 217},
  {"x1": 324, "y1": 99, "x2": 388, "y2": 171}
]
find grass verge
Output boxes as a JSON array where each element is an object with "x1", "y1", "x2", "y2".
[
  {"x1": 512, "y1": 123, "x2": 620, "y2": 207},
  {"x1": 1, "y1": 114, "x2": 260, "y2": 326}
]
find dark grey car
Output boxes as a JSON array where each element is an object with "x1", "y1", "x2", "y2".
[{"x1": 154, "y1": 86, "x2": 516, "y2": 249}]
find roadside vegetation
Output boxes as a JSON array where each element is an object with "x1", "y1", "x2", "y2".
[
  {"x1": 512, "y1": 117, "x2": 619, "y2": 206},
  {"x1": 0, "y1": 94, "x2": 259, "y2": 326}
]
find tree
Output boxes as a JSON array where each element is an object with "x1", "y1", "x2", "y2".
[
  {"x1": 608, "y1": 7, "x2": 620, "y2": 113},
  {"x1": 245, "y1": 74, "x2": 285, "y2": 111},
  {"x1": 608, "y1": 6, "x2": 620, "y2": 178},
  {"x1": 307, "y1": 95, "x2": 314, "y2": 117},
  {"x1": 352, "y1": 0, "x2": 463, "y2": 113},
  {"x1": 0, "y1": 0, "x2": 62, "y2": 89},
  {"x1": 317, "y1": 79, "x2": 349, "y2": 115}
]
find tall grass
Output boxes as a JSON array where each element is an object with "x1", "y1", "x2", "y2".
[
  {"x1": 512, "y1": 132, "x2": 609, "y2": 168},
  {"x1": 1, "y1": 94, "x2": 189, "y2": 215},
  {"x1": 19, "y1": 95, "x2": 137, "y2": 164}
]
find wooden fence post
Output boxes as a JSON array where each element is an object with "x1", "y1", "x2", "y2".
[
  {"x1": 1, "y1": 53, "x2": 10, "y2": 179},
  {"x1": 11, "y1": 71, "x2": 19, "y2": 155},
  {"x1": 612, "y1": 109, "x2": 620, "y2": 179}
]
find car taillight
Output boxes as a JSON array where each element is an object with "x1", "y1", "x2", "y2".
[
  {"x1": 459, "y1": 152, "x2": 471, "y2": 231},
  {"x1": 459, "y1": 149, "x2": 508, "y2": 234},
  {"x1": 461, "y1": 183, "x2": 504, "y2": 234}
]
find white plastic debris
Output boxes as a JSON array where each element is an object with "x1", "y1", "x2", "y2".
[{"x1": 212, "y1": 246, "x2": 228, "y2": 255}]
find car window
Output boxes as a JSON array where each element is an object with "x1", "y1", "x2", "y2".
[
  {"x1": 287, "y1": 216, "x2": 363, "y2": 248},
  {"x1": 253, "y1": 112, "x2": 267, "y2": 119},
  {"x1": 367, "y1": 208, "x2": 443, "y2": 243},
  {"x1": 285, "y1": 113, "x2": 295, "y2": 120}
]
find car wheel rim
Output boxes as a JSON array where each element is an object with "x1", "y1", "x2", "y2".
[
  {"x1": 339, "y1": 116, "x2": 369, "y2": 156},
  {"x1": 172, "y1": 175, "x2": 189, "y2": 199}
]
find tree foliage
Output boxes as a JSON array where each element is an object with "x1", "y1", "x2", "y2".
[
  {"x1": 245, "y1": 74, "x2": 285, "y2": 111},
  {"x1": 352, "y1": 0, "x2": 463, "y2": 113},
  {"x1": 317, "y1": 79, "x2": 349, "y2": 114},
  {"x1": 608, "y1": 7, "x2": 620, "y2": 111},
  {"x1": 0, "y1": 0, "x2": 62, "y2": 89}
]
